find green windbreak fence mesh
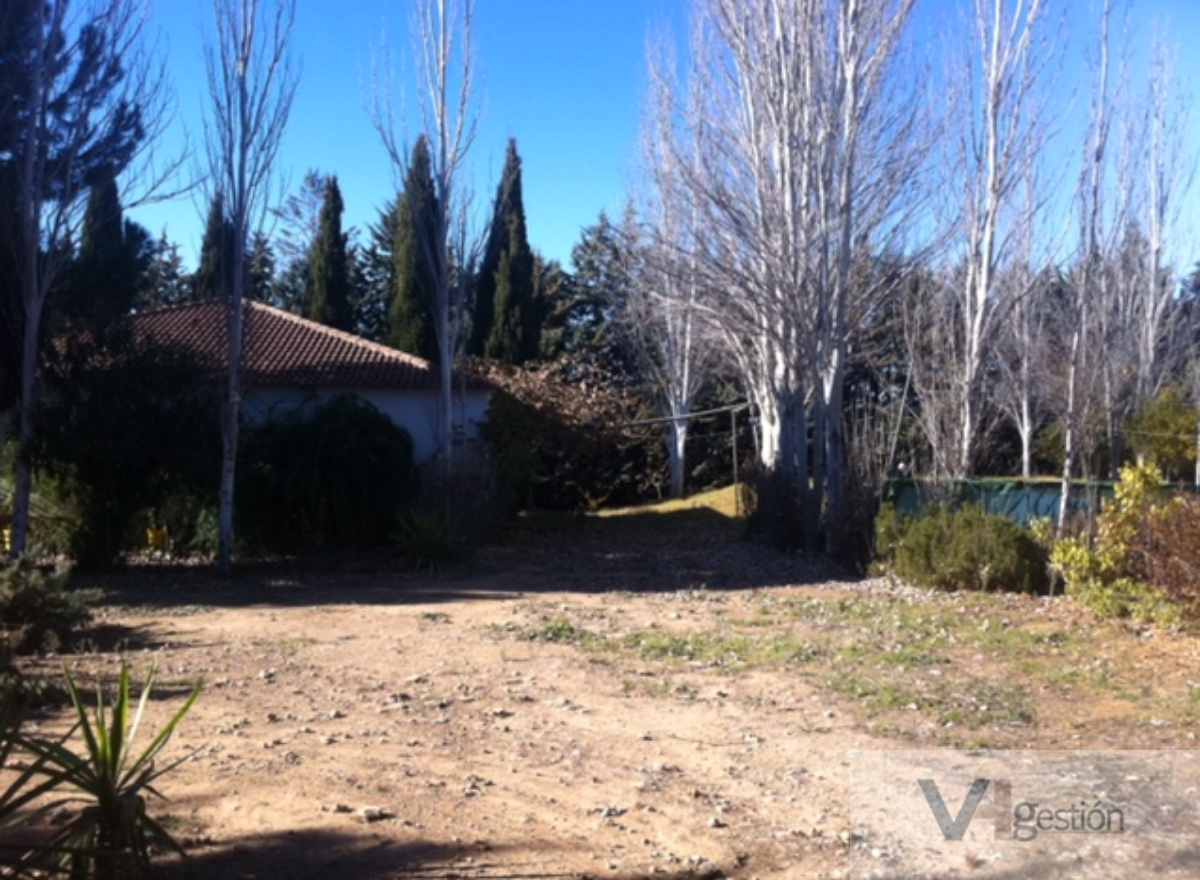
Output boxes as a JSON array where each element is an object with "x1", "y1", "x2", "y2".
[{"x1": 886, "y1": 479, "x2": 1118, "y2": 526}]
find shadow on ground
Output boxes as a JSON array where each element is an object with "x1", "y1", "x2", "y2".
[
  {"x1": 77, "y1": 508, "x2": 859, "y2": 614},
  {"x1": 153, "y1": 827, "x2": 741, "y2": 880}
]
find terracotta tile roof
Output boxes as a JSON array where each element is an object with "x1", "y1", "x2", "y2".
[{"x1": 130, "y1": 301, "x2": 480, "y2": 392}]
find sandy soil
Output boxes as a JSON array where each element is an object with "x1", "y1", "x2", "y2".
[{"x1": 10, "y1": 516, "x2": 1200, "y2": 879}]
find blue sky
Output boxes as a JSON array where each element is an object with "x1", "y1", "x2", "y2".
[
  {"x1": 129, "y1": 0, "x2": 1200, "y2": 273},
  {"x1": 130, "y1": 0, "x2": 683, "y2": 271}
]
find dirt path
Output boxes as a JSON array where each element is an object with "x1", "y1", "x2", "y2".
[{"x1": 14, "y1": 518, "x2": 1200, "y2": 879}]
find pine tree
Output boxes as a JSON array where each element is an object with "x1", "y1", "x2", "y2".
[
  {"x1": 248, "y1": 232, "x2": 278, "y2": 305},
  {"x1": 192, "y1": 193, "x2": 234, "y2": 303},
  {"x1": 355, "y1": 199, "x2": 398, "y2": 343},
  {"x1": 305, "y1": 175, "x2": 352, "y2": 331},
  {"x1": 532, "y1": 253, "x2": 572, "y2": 360},
  {"x1": 472, "y1": 139, "x2": 536, "y2": 364},
  {"x1": 388, "y1": 137, "x2": 438, "y2": 360},
  {"x1": 142, "y1": 229, "x2": 190, "y2": 309},
  {"x1": 563, "y1": 211, "x2": 635, "y2": 376},
  {"x1": 274, "y1": 255, "x2": 309, "y2": 314}
]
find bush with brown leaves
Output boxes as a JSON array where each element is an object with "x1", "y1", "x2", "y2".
[
  {"x1": 1130, "y1": 493, "x2": 1200, "y2": 622},
  {"x1": 475, "y1": 356, "x2": 668, "y2": 512}
]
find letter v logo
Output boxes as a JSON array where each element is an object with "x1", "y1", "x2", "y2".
[{"x1": 918, "y1": 779, "x2": 991, "y2": 841}]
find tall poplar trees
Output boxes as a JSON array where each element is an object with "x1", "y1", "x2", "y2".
[
  {"x1": 202, "y1": 0, "x2": 298, "y2": 570},
  {"x1": 646, "y1": 0, "x2": 919, "y2": 551},
  {"x1": 373, "y1": 0, "x2": 481, "y2": 470}
]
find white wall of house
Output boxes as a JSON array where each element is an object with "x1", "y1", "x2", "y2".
[{"x1": 244, "y1": 387, "x2": 491, "y2": 463}]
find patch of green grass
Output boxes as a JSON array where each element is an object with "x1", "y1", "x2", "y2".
[
  {"x1": 761, "y1": 636, "x2": 823, "y2": 663},
  {"x1": 619, "y1": 676, "x2": 699, "y2": 701},
  {"x1": 486, "y1": 583, "x2": 1196, "y2": 748},
  {"x1": 518, "y1": 618, "x2": 603, "y2": 647},
  {"x1": 880, "y1": 644, "x2": 949, "y2": 668},
  {"x1": 869, "y1": 684, "x2": 924, "y2": 713},
  {"x1": 625, "y1": 632, "x2": 738, "y2": 663},
  {"x1": 275, "y1": 635, "x2": 315, "y2": 654}
]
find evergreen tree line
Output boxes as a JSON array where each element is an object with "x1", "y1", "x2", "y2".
[{"x1": 139, "y1": 136, "x2": 601, "y2": 369}]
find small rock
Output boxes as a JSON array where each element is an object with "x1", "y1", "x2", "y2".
[
  {"x1": 709, "y1": 817, "x2": 727, "y2": 829},
  {"x1": 357, "y1": 806, "x2": 394, "y2": 823}
]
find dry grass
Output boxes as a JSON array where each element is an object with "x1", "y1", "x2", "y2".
[{"x1": 596, "y1": 484, "x2": 750, "y2": 520}]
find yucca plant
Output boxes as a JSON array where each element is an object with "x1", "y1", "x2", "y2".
[
  {"x1": 0, "y1": 694, "x2": 77, "y2": 876},
  {"x1": 396, "y1": 510, "x2": 461, "y2": 572},
  {"x1": 19, "y1": 663, "x2": 202, "y2": 879}
]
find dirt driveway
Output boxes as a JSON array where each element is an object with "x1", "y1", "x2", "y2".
[{"x1": 19, "y1": 513, "x2": 1200, "y2": 879}]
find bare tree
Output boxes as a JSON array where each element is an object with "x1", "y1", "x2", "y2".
[
  {"x1": 272, "y1": 167, "x2": 330, "y2": 268},
  {"x1": 937, "y1": 0, "x2": 1062, "y2": 478},
  {"x1": 623, "y1": 211, "x2": 715, "y2": 500},
  {"x1": 5, "y1": 0, "x2": 171, "y2": 557},
  {"x1": 1064, "y1": 15, "x2": 1192, "y2": 506},
  {"x1": 994, "y1": 168, "x2": 1057, "y2": 480},
  {"x1": 1056, "y1": 0, "x2": 1117, "y2": 530},
  {"x1": 372, "y1": 0, "x2": 481, "y2": 474},
  {"x1": 1132, "y1": 35, "x2": 1193, "y2": 404},
  {"x1": 633, "y1": 34, "x2": 718, "y2": 500},
  {"x1": 651, "y1": 0, "x2": 919, "y2": 551},
  {"x1": 202, "y1": 0, "x2": 299, "y2": 570},
  {"x1": 903, "y1": 269, "x2": 968, "y2": 481}
]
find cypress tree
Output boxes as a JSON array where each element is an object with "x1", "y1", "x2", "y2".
[
  {"x1": 472, "y1": 139, "x2": 536, "y2": 364},
  {"x1": 305, "y1": 175, "x2": 352, "y2": 331},
  {"x1": 388, "y1": 137, "x2": 438, "y2": 360},
  {"x1": 192, "y1": 193, "x2": 234, "y2": 303},
  {"x1": 54, "y1": 167, "x2": 148, "y2": 333}
]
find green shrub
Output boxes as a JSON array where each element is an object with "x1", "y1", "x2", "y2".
[
  {"x1": 873, "y1": 501, "x2": 909, "y2": 564},
  {"x1": 879, "y1": 504, "x2": 1049, "y2": 594},
  {"x1": 37, "y1": 342, "x2": 221, "y2": 570},
  {"x1": 238, "y1": 394, "x2": 418, "y2": 551},
  {"x1": 1126, "y1": 386, "x2": 1197, "y2": 482},
  {"x1": 0, "y1": 559, "x2": 96, "y2": 655}
]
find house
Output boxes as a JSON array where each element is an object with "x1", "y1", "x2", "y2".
[{"x1": 129, "y1": 301, "x2": 491, "y2": 462}]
